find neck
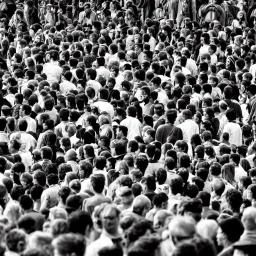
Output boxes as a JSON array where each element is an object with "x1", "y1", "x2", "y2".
[
  {"x1": 223, "y1": 240, "x2": 233, "y2": 248},
  {"x1": 143, "y1": 98, "x2": 149, "y2": 104},
  {"x1": 94, "y1": 192, "x2": 103, "y2": 196},
  {"x1": 24, "y1": 208, "x2": 33, "y2": 214}
]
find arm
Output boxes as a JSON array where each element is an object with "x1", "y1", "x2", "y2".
[{"x1": 40, "y1": 190, "x2": 50, "y2": 211}]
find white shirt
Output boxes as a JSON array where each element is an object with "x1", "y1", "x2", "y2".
[
  {"x1": 178, "y1": 119, "x2": 199, "y2": 143},
  {"x1": 43, "y1": 61, "x2": 62, "y2": 85},
  {"x1": 113, "y1": 74, "x2": 124, "y2": 91},
  {"x1": 186, "y1": 58, "x2": 198, "y2": 76},
  {"x1": 19, "y1": 151, "x2": 33, "y2": 172},
  {"x1": 5, "y1": 94, "x2": 15, "y2": 106},
  {"x1": 10, "y1": 132, "x2": 37, "y2": 152},
  {"x1": 223, "y1": 122, "x2": 242, "y2": 146},
  {"x1": 149, "y1": 36, "x2": 156, "y2": 52},
  {"x1": 96, "y1": 66, "x2": 110, "y2": 80},
  {"x1": 199, "y1": 45, "x2": 210, "y2": 56},
  {"x1": 219, "y1": 114, "x2": 228, "y2": 134},
  {"x1": 93, "y1": 100, "x2": 114, "y2": 119},
  {"x1": 246, "y1": 154, "x2": 255, "y2": 168},
  {"x1": 250, "y1": 64, "x2": 256, "y2": 83},
  {"x1": 87, "y1": 79, "x2": 102, "y2": 97},
  {"x1": 23, "y1": 115, "x2": 37, "y2": 133},
  {"x1": 235, "y1": 165, "x2": 247, "y2": 182},
  {"x1": 155, "y1": 88, "x2": 169, "y2": 106},
  {"x1": 181, "y1": 67, "x2": 191, "y2": 76},
  {"x1": 120, "y1": 116, "x2": 142, "y2": 141},
  {"x1": 86, "y1": 231, "x2": 120, "y2": 256},
  {"x1": 210, "y1": 54, "x2": 218, "y2": 65},
  {"x1": 178, "y1": 119, "x2": 199, "y2": 157},
  {"x1": 60, "y1": 80, "x2": 77, "y2": 95}
]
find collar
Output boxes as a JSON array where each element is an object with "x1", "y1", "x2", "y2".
[{"x1": 98, "y1": 99, "x2": 108, "y2": 102}]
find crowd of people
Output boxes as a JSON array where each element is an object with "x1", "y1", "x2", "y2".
[{"x1": 0, "y1": 0, "x2": 255, "y2": 256}]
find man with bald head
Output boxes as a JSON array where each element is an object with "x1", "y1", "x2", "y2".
[
  {"x1": 132, "y1": 195, "x2": 151, "y2": 218},
  {"x1": 211, "y1": 178, "x2": 226, "y2": 203},
  {"x1": 161, "y1": 216, "x2": 196, "y2": 255},
  {"x1": 240, "y1": 207, "x2": 256, "y2": 244}
]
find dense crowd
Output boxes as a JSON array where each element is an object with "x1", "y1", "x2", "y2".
[{"x1": 0, "y1": 0, "x2": 255, "y2": 256}]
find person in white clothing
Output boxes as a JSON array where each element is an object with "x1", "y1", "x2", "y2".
[
  {"x1": 230, "y1": 153, "x2": 247, "y2": 182},
  {"x1": 96, "y1": 57, "x2": 110, "y2": 80},
  {"x1": 86, "y1": 68, "x2": 102, "y2": 97},
  {"x1": 59, "y1": 71, "x2": 77, "y2": 95},
  {"x1": 120, "y1": 105, "x2": 142, "y2": 141},
  {"x1": 223, "y1": 109, "x2": 242, "y2": 147},
  {"x1": 19, "y1": 104, "x2": 36, "y2": 134},
  {"x1": 43, "y1": 50, "x2": 62, "y2": 85},
  {"x1": 93, "y1": 88, "x2": 114, "y2": 119},
  {"x1": 178, "y1": 109, "x2": 199, "y2": 157}
]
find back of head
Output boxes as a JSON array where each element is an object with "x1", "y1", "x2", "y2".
[
  {"x1": 52, "y1": 233, "x2": 86, "y2": 256},
  {"x1": 168, "y1": 215, "x2": 196, "y2": 238},
  {"x1": 219, "y1": 217, "x2": 244, "y2": 242},
  {"x1": 132, "y1": 195, "x2": 151, "y2": 216},
  {"x1": 68, "y1": 210, "x2": 93, "y2": 235},
  {"x1": 242, "y1": 207, "x2": 256, "y2": 231}
]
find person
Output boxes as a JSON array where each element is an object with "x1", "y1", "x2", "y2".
[
  {"x1": 86, "y1": 204, "x2": 122, "y2": 256},
  {"x1": 240, "y1": 207, "x2": 256, "y2": 244},
  {"x1": 5, "y1": 228, "x2": 27, "y2": 256},
  {"x1": 156, "y1": 109, "x2": 183, "y2": 145},
  {"x1": 217, "y1": 217, "x2": 244, "y2": 256},
  {"x1": 120, "y1": 106, "x2": 142, "y2": 141},
  {"x1": 82, "y1": 174, "x2": 111, "y2": 215},
  {"x1": 161, "y1": 216, "x2": 197, "y2": 256},
  {"x1": 52, "y1": 233, "x2": 86, "y2": 256},
  {"x1": 178, "y1": 110, "x2": 199, "y2": 157},
  {"x1": 223, "y1": 109, "x2": 242, "y2": 146},
  {"x1": 19, "y1": 195, "x2": 45, "y2": 231},
  {"x1": 0, "y1": 1, "x2": 254, "y2": 255}
]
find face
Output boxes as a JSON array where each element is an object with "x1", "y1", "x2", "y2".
[
  {"x1": 134, "y1": 45, "x2": 141, "y2": 54},
  {"x1": 153, "y1": 215, "x2": 163, "y2": 231},
  {"x1": 118, "y1": 16, "x2": 124, "y2": 25},
  {"x1": 141, "y1": 90, "x2": 149, "y2": 101},
  {"x1": 116, "y1": 128, "x2": 122, "y2": 139},
  {"x1": 177, "y1": 42, "x2": 184, "y2": 50},
  {"x1": 175, "y1": 58, "x2": 180, "y2": 66},
  {"x1": 102, "y1": 208, "x2": 119, "y2": 234},
  {"x1": 19, "y1": 108, "x2": 24, "y2": 117},
  {"x1": 246, "y1": 189, "x2": 252, "y2": 200},
  {"x1": 235, "y1": 37, "x2": 241, "y2": 46},
  {"x1": 216, "y1": 227, "x2": 225, "y2": 247},
  {"x1": 251, "y1": 175, "x2": 256, "y2": 184},
  {"x1": 143, "y1": 132, "x2": 153, "y2": 144},
  {"x1": 20, "y1": 176, "x2": 27, "y2": 188},
  {"x1": 43, "y1": 123, "x2": 48, "y2": 132},
  {"x1": 78, "y1": 168, "x2": 85, "y2": 179},
  {"x1": 226, "y1": 58, "x2": 230, "y2": 68},
  {"x1": 77, "y1": 83, "x2": 85, "y2": 93},
  {"x1": 110, "y1": 68, "x2": 116, "y2": 78}
]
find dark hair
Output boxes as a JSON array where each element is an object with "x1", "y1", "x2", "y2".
[
  {"x1": 90, "y1": 174, "x2": 105, "y2": 193},
  {"x1": 141, "y1": 175, "x2": 156, "y2": 191},
  {"x1": 19, "y1": 195, "x2": 33, "y2": 210},
  {"x1": 68, "y1": 211, "x2": 93, "y2": 235},
  {"x1": 225, "y1": 189, "x2": 243, "y2": 212}
]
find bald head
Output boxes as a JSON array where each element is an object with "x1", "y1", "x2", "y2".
[
  {"x1": 153, "y1": 210, "x2": 173, "y2": 230},
  {"x1": 169, "y1": 216, "x2": 196, "y2": 241},
  {"x1": 242, "y1": 207, "x2": 256, "y2": 231},
  {"x1": 100, "y1": 29, "x2": 108, "y2": 36},
  {"x1": 132, "y1": 195, "x2": 151, "y2": 217},
  {"x1": 212, "y1": 178, "x2": 225, "y2": 196}
]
